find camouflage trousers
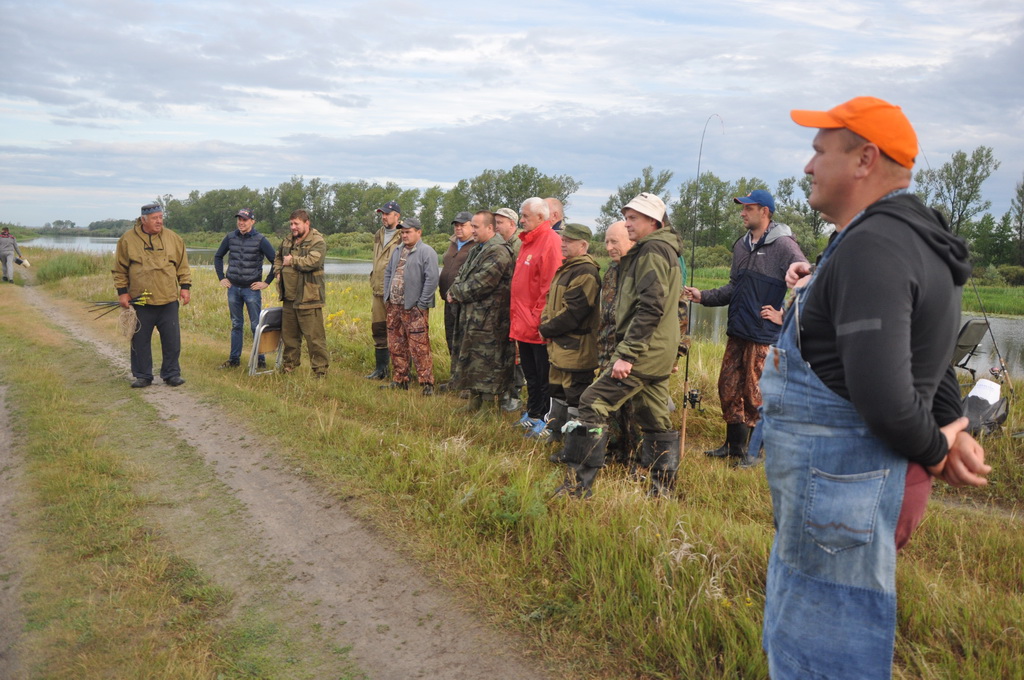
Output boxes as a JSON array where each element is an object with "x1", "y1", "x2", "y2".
[
  {"x1": 578, "y1": 369, "x2": 673, "y2": 433},
  {"x1": 386, "y1": 302, "x2": 434, "y2": 386},
  {"x1": 718, "y1": 336, "x2": 768, "y2": 426}
]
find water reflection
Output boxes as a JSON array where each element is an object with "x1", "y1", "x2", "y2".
[{"x1": 689, "y1": 305, "x2": 1022, "y2": 379}]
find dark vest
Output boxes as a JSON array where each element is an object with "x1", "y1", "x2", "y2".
[{"x1": 225, "y1": 230, "x2": 267, "y2": 285}]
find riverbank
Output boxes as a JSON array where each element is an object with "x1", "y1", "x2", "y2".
[{"x1": 1, "y1": 252, "x2": 1022, "y2": 678}]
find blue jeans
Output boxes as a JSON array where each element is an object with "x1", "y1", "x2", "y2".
[{"x1": 228, "y1": 285, "x2": 263, "y2": 362}]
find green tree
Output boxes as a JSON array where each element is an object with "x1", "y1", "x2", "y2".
[
  {"x1": 914, "y1": 146, "x2": 1001, "y2": 236},
  {"x1": 1009, "y1": 172, "x2": 1024, "y2": 266},
  {"x1": 417, "y1": 185, "x2": 445, "y2": 235},
  {"x1": 458, "y1": 164, "x2": 581, "y2": 219},
  {"x1": 672, "y1": 172, "x2": 744, "y2": 249},
  {"x1": 965, "y1": 213, "x2": 1015, "y2": 267},
  {"x1": 596, "y1": 166, "x2": 674, "y2": 230}
]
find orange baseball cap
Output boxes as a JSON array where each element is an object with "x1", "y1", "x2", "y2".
[{"x1": 790, "y1": 96, "x2": 918, "y2": 169}]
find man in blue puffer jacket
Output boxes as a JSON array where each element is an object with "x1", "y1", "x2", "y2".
[
  {"x1": 214, "y1": 208, "x2": 277, "y2": 369},
  {"x1": 684, "y1": 190, "x2": 806, "y2": 465}
]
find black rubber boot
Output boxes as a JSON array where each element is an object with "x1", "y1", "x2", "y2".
[
  {"x1": 541, "y1": 399, "x2": 569, "y2": 444},
  {"x1": 734, "y1": 426, "x2": 762, "y2": 468},
  {"x1": 365, "y1": 348, "x2": 390, "y2": 380},
  {"x1": 706, "y1": 423, "x2": 747, "y2": 458},
  {"x1": 728, "y1": 424, "x2": 750, "y2": 458},
  {"x1": 548, "y1": 406, "x2": 577, "y2": 463},
  {"x1": 552, "y1": 425, "x2": 607, "y2": 499},
  {"x1": 641, "y1": 431, "x2": 680, "y2": 498}
]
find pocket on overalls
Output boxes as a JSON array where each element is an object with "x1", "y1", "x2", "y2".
[{"x1": 804, "y1": 467, "x2": 888, "y2": 554}]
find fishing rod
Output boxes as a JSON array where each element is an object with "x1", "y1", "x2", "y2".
[
  {"x1": 679, "y1": 114, "x2": 724, "y2": 454},
  {"x1": 968, "y1": 277, "x2": 1015, "y2": 397}
]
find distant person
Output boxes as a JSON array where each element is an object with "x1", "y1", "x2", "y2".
[
  {"x1": 274, "y1": 209, "x2": 328, "y2": 377},
  {"x1": 545, "y1": 197, "x2": 565, "y2": 231},
  {"x1": 366, "y1": 200, "x2": 404, "y2": 380},
  {"x1": 595, "y1": 221, "x2": 640, "y2": 466},
  {"x1": 382, "y1": 217, "x2": 439, "y2": 395},
  {"x1": 760, "y1": 95, "x2": 990, "y2": 680},
  {"x1": 493, "y1": 207, "x2": 525, "y2": 411},
  {"x1": 0, "y1": 226, "x2": 23, "y2": 283},
  {"x1": 557, "y1": 193, "x2": 683, "y2": 498},
  {"x1": 439, "y1": 211, "x2": 475, "y2": 362},
  {"x1": 446, "y1": 210, "x2": 515, "y2": 410},
  {"x1": 112, "y1": 203, "x2": 192, "y2": 388},
  {"x1": 213, "y1": 208, "x2": 276, "y2": 369},
  {"x1": 683, "y1": 189, "x2": 806, "y2": 467},
  {"x1": 538, "y1": 223, "x2": 600, "y2": 445},
  {"x1": 509, "y1": 197, "x2": 563, "y2": 436}
]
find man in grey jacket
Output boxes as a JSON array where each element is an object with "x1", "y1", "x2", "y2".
[
  {"x1": 0, "y1": 226, "x2": 23, "y2": 282},
  {"x1": 382, "y1": 217, "x2": 439, "y2": 394}
]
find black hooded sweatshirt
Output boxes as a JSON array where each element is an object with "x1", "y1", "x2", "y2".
[{"x1": 798, "y1": 193, "x2": 972, "y2": 467}]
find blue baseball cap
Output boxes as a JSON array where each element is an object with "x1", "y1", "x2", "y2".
[
  {"x1": 733, "y1": 190, "x2": 775, "y2": 213},
  {"x1": 376, "y1": 200, "x2": 401, "y2": 214}
]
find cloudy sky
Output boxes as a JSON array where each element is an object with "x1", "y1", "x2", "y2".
[{"x1": 1, "y1": 0, "x2": 1022, "y2": 229}]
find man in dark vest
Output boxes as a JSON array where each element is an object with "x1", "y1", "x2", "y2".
[{"x1": 214, "y1": 208, "x2": 277, "y2": 368}]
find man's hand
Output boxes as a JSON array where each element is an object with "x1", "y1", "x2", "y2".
[
  {"x1": 928, "y1": 417, "x2": 991, "y2": 487},
  {"x1": 282, "y1": 254, "x2": 293, "y2": 266},
  {"x1": 446, "y1": 292, "x2": 454, "y2": 303},
  {"x1": 251, "y1": 281, "x2": 268, "y2": 290},
  {"x1": 682, "y1": 286, "x2": 701, "y2": 303},
  {"x1": 786, "y1": 262, "x2": 813, "y2": 289},
  {"x1": 119, "y1": 293, "x2": 132, "y2": 309},
  {"x1": 220, "y1": 278, "x2": 232, "y2": 288},
  {"x1": 180, "y1": 289, "x2": 191, "y2": 306},
  {"x1": 761, "y1": 305, "x2": 782, "y2": 324},
  {"x1": 611, "y1": 358, "x2": 633, "y2": 380}
]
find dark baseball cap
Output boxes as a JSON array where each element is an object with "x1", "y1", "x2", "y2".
[
  {"x1": 376, "y1": 200, "x2": 401, "y2": 214},
  {"x1": 451, "y1": 211, "x2": 473, "y2": 224},
  {"x1": 402, "y1": 217, "x2": 423, "y2": 230},
  {"x1": 235, "y1": 208, "x2": 255, "y2": 220}
]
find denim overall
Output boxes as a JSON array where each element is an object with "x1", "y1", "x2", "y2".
[{"x1": 760, "y1": 227, "x2": 907, "y2": 680}]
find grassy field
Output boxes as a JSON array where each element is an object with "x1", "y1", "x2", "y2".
[{"x1": 7, "y1": 248, "x2": 1024, "y2": 679}]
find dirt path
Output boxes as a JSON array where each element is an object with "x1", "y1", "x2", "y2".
[
  {"x1": 10, "y1": 284, "x2": 550, "y2": 680},
  {"x1": 0, "y1": 384, "x2": 27, "y2": 679}
]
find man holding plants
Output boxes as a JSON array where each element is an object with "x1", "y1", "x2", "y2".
[
  {"x1": 274, "y1": 209, "x2": 328, "y2": 378},
  {"x1": 683, "y1": 189, "x2": 806, "y2": 467},
  {"x1": 213, "y1": 208, "x2": 276, "y2": 369},
  {"x1": 113, "y1": 203, "x2": 192, "y2": 388},
  {"x1": 366, "y1": 200, "x2": 404, "y2": 380},
  {"x1": 760, "y1": 96, "x2": 990, "y2": 679}
]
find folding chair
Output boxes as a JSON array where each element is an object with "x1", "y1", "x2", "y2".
[
  {"x1": 950, "y1": 318, "x2": 989, "y2": 381},
  {"x1": 248, "y1": 307, "x2": 283, "y2": 376}
]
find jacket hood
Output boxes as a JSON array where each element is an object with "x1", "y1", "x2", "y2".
[
  {"x1": 764, "y1": 221, "x2": 793, "y2": 245},
  {"x1": 860, "y1": 193, "x2": 972, "y2": 286},
  {"x1": 638, "y1": 226, "x2": 684, "y2": 255}
]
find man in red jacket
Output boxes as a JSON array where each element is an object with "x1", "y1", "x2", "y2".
[{"x1": 510, "y1": 196, "x2": 564, "y2": 436}]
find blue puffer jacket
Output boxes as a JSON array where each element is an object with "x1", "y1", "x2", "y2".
[{"x1": 700, "y1": 222, "x2": 807, "y2": 345}]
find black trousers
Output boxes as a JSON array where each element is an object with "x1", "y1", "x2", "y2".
[
  {"x1": 517, "y1": 341, "x2": 550, "y2": 419},
  {"x1": 444, "y1": 300, "x2": 461, "y2": 358},
  {"x1": 131, "y1": 301, "x2": 181, "y2": 381}
]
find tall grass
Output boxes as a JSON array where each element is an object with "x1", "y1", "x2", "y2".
[
  {"x1": 35, "y1": 268, "x2": 1024, "y2": 678},
  {"x1": 29, "y1": 249, "x2": 111, "y2": 284}
]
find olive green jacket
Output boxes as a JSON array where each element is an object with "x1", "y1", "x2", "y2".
[
  {"x1": 539, "y1": 254, "x2": 601, "y2": 371},
  {"x1": 613, "y1": 228, "x2": 683, "y2": 379},
  {"x1": 112, "y1": 220, "x2": 191, "y2": 305},
  {"x1": 274, "y1": 229, "x2": 326, "y2": 309},
  {"x1": 370, "y1": 225, "x2": 402, "y2": 296}
]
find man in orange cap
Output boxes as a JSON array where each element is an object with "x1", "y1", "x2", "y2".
[{"x1": 759, "y1": 97, "x2": 991, "y2": 679}]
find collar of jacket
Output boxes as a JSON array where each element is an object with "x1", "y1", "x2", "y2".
[{"x1": 519, "y1": 221, "x2": 553, "y2": 244}]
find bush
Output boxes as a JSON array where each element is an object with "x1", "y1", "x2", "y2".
[
  {"x1": 997, "y1": 265, "x2": 1024, "y2": 286},
  {"x1": 693, "y1": 245, "x2": 732, "y2": 268}
]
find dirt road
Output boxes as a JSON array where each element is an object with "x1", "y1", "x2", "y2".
[{"x1": 3, "y1": 284, "x2": 550, "y2": 680}]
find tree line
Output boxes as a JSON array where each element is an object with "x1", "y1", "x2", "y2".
[{"x1": 32, "y1": 147, "x2": 1023, "y2": 277}]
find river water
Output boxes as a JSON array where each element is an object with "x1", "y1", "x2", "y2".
[{"x1": 24, "y1": 235, "x2": 1024, "y2": 379}]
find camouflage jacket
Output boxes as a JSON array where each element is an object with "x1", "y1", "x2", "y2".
[{"x1": 539, "y1": 254, "x2": 601, "y2": 371}]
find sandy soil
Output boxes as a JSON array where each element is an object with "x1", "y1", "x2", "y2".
[{"x1": 2, "y1": 283, "x2": 551, "y2": 680}]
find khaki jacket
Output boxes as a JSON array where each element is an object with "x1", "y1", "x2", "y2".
[
  {"x1": 112, "y1": 221, "x2": 191, "y2": 305},
  {"x1": 371, "y1": 226, "x2": 402, "y2": 296},
  {"x1": 539, "y1": 254, "x2": 601, "y2": 371},
  {"x1": 274, "y1": 229, "x2": 327, "y2": 309}
]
